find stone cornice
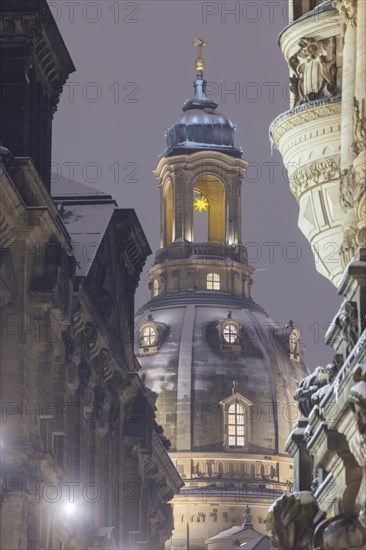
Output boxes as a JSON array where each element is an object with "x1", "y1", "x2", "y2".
[
  {"x1": 154, "y1": 150, "x2": 248, "y2": 182},
  {"x1": 270, "y1": 97, "x2": 341, "y2": 145},
  {"x1": 0, "y1": 1, "x2": 75, "y2": 112},
  {"x1": 279, "y1": 0, "x2": 340, "y2": 60}
]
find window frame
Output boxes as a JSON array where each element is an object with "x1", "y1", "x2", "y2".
[
  {"x1": 140, "y1": 323, "x2": 157, "y2": 347},
  {"x1": 153, "y1": 279, "x2": 159, "y2": 297},
  {"x1": 206, "y1": 272, "x2": 220, "y2": 290},
  {"x1": 220, "y1": 393, "x2": 253, "y2": 452},
  {"x1": 222, "y1": 321, "x2": 239, "y2": 344}
]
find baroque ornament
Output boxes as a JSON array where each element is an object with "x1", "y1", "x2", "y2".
[
  {"x1": 340, "y1": 165, "x2": 366, "y2": 211},
  {"x1": 289, "y1": 157, "x2": 339, "y2": 199},
  {"x1": 289, "y1": 37, "x2": 337, "y2": 106}
]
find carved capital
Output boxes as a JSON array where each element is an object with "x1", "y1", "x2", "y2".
[{"x1": 333, "y1": 0, "x2": 357, "y2": 41}]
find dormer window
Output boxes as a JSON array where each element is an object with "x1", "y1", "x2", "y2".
[
  {"x1": 207, "y1": 272, "x2": 220, "y2": 290},
  {"x1": 223, "y1": 322, "x2": 238, "y2": 344},
  {"x1": 141, "y1": 325, "x2": 156, "y2": 346},
  {"x1": 138, "y1": 314, "x2": 169, "y2": 356}
]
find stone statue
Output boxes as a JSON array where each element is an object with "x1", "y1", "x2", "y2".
[
  {"x1": 289, "y1": 37, "x2": 337, "y2": 106},
  {"x1": 338, "y1": 301, "x2": 359, "y2": 355},
  {"x1": 294, "y1": 366, "x2": 329, "y2": 417},
  {"x1": 289, "y1": 327, "x2": 301, "y2": 357},
  {"x1": 294, "y1": 355, "x2": 343, "y2": 416}
]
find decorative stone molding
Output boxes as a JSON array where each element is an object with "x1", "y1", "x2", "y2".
[
  {"x1": 352, "y1": 98, "x2": 366, "y2": 156},
  {"x1": 289, "y1": 156, "x2": 339, "y2": 199},
  {"x1": 289, "y1": 37, "x2": 337, "y2": 107},
  {"x1": 270, "y1": 99, "x2": 341, "y2": 145}
]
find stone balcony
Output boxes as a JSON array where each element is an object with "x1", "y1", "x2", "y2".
[{"x1": 154, "y1": 241, "x2": 248, "y2": 265}]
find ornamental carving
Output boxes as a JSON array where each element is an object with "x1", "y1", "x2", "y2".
[
  {"x1": 333, "y1": 0, "x2": 357, "y2": 40},
  {"x1": 353, "y1": 97, "x2": 366, "y2": 156},
  {"x1": 289, "y1": 37, "x2": 337, "y2": 107},
  {"x1": 289, "y1": 157, "x2": 339, "y2": 199},
  {"x1": 270, "y1": 100, "x2": 341, "y2": 144},
  {"x1": 340, "y1": 165, "x2": 366, "y2": 210},
  {"x1": 340, "y1": 225, "x2": 358, "y2": 265}
]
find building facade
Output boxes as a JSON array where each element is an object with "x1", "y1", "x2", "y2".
[
  {"x1": 268, "y1": 1, "x2": 366, "y2": 548},
  {"x1": 0, "y1": 1, "x2": 182, "y2": 549},
  {"x1": 135, "y1": 40, "x2": 308, "y2": 550}
]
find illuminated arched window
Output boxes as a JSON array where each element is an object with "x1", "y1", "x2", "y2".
[
  {"x1": 207, "y1": 272, "x2": 220, "y2": 290},
  {"x1": 227, "y1": 402, "x2": 245, "y2": 447},
  {"x1": 153, "y1": 279, "x2": 159, "y2": 297},
  {"x1": 141, "y1": 326, "x2": 156, "y2": 346},
  {"x1": 223, "y1": 322, "x2": 238, "y2": 343}
]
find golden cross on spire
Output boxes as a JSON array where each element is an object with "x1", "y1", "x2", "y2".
[{"x1": 193, "y1": 36, "x2": 207, "y2": 75}]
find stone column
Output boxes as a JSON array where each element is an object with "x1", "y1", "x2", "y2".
[{"x1": 334, "y1": 0, "x2": 357, "y2": 173}]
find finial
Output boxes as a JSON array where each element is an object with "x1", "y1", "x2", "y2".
[
  {"x1": 232, "y1": 379, "x2": 238, "y2": 395},
  {"x1": 193, "y1": 36, "x2": 207, "y2": 78}
]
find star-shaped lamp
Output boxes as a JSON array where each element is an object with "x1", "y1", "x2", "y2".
[{"x1": 194, "y1": 195, "x2": 209, "y2": 212}]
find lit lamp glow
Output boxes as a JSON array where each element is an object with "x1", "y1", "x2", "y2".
[
  {"x1": 63, "y1": 501, "x2": 76, "y2": 516},
  {"x1": 194, "y1": 195, "x2": 209, "y2": 213}
]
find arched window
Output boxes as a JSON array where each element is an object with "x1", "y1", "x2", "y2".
[
  {"x1": 207, "y1": 462, "x2": 213, "y2": 476},
  {"x1": 207, "y1": 272, "x2": 220, "y2": 290},
  {"x1": 228, "y1": 402, "x2": 245, "y2": 447},
  {"x1": 228, "y1": 462, "x2": 235, "y2": 477},
  {"x1": 240, "y1": 463, "x2": 246, "y2": 477},
  {"x1": 223, "y1": 322, "x2": 238, "y2": 343},
  {"x1": 249, "y1": 464, "x2": 255, "y2": 478},
  {"x1": 141, "y1": 326, "x2": 156, "y2": 346},
  {"x1": 218, "y1": 463, "x2": 224, "y2": 476},
  {"x1": 153, "y1": 279, "x2": 159, "y2": 297},
  {"x1": 260, "y1": 464, "x2": 265, "y2": 477}
]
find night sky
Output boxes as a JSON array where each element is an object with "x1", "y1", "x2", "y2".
[{"x1": 51, "y1": 0, "x2": 341, "y2": 369}]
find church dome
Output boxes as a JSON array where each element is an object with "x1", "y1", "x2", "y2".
[
  {"x1": 135, "y1": 296, "x2": 306, "y2": 455},
  {"x1": 164, "y1": 78, "x2": 242, "y2": 158}
]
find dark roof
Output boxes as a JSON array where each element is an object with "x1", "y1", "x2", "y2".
[{"x1": 137, "y1": 291, "x2": 267, "y2": 315}]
